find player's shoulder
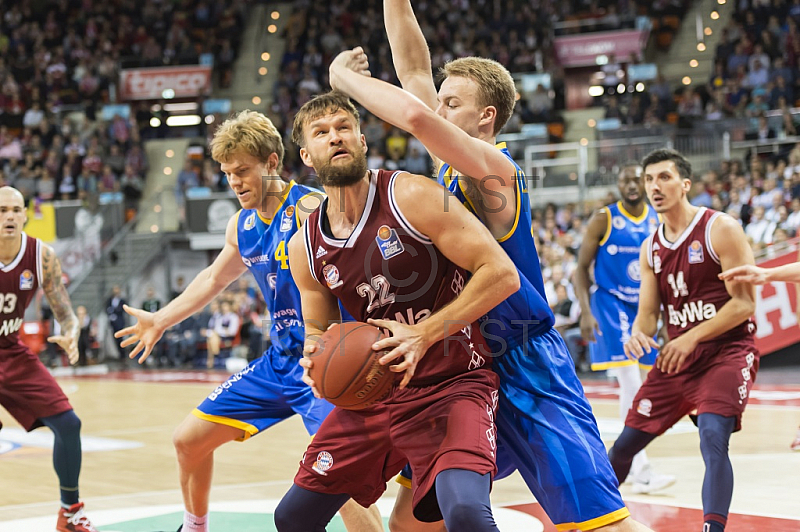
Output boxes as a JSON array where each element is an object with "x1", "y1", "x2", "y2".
[
  {"x1": 293, "y1": 184, "x2": 324, "y2": 226},
  {"x1": 708, "y1": 210, "x2": 745, "y2": 239}
]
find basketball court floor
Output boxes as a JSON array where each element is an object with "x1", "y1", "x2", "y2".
[{"x1": 1, "y1": 365, "x2": 799, "y2": 531}]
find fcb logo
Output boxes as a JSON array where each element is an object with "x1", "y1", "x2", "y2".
[
  {"x1": 322, "y1": 264, "x2": 343, "y2": 289},
  {"x1": 19, "y1": 270, "x2": 33, "y2": 290},
  {"x1": 688, "y1": 240, "x2": 704, "y2": 264},
  {"x1": 312, "y1": 451, "x2": 334, "y2": 476},
  {"x1": 375, "y1": 225, "x2": 405, "y2": 260},
  {"x1": 244, "y1": 212, "x2": 256, "y2": 230},
  {"x1": 280, "y1": 206, "x2": 295, "y2": 232}
]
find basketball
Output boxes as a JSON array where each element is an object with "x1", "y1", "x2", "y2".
[{"x1": 308, "y1": 322, "x2": 395, "y2": 410}]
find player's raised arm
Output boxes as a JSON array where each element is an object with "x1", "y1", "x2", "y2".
[
  {"x1": 719, "y1": 252, "x2": 800, "y2": 284},
  {"x1": 383, "y1": 0, "x2": 438, "y2": 111},
  {"x1": 288, "y1": 229, "x2": 343, "y2": 394},
  {"x1": 574, "y1": 208, "x2": 608, "y2": 342},
  {"x1": 624, "y1": 240, "x2": 661, "y2": 362},
  {"x1": 40, "y1": 244, "x2": 80, "y2": 365},
  {"x1": 330, "y1": 49, "x2": 517, "y2": 188},
  {"x1": 371, "y1": 173, "x2": 519, "y2": 369},
  {"x1": 116, "y1": 213, "x2": 248, "y2": 362}
]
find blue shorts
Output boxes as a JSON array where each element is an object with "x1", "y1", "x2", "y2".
[
  {"x1": 589, "y1": 289, "x2": 657, "y2": 371},
  {"x1": 399, "y1": 329, "x2": 629, "y2": 531},
  {"x1": 193, "y1": 347, "x2": 335, "y2": 441}
]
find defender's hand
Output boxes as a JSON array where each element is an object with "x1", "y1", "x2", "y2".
[
  {"x1": 718, "y1": 264, "x2": 768, "y2": 285},
  {"x1": 579, "y1": 312, "x2": 601, "y2": 343},
  {"x1": 114, "y1": 305, "x2": 165, "y2": 364},
  {"x1": 329, "y1": 47, "x2": 371, "y2": 90}
]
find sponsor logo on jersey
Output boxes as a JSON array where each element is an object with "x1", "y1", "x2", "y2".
[
  {"x1": 244, "y1": 212, "x2": 256, "y2": 230},
  {"x1": 241, "y1": 254, "x2": 270, "y2": 268},
  {"x1": 607, "y1": 244, "x2": 618, "y2": 255},
  {"x1": 312, "y1": 451, "x2": 334, "y2": 475},
  {"x1": 637, "y1": 398, "x2": 652, "y2": 417},
  {"x1": 652, "y1": 242, "x2": 660, "y2": 251},
  {"x1": 19, "y1": 270, "x2": 33, "y2": 290},
  {"x1": 322, "y1": 264, "x2": 343, "y2": 289},
  {"x1": 267, "y1": 273, "x2": 277, "y2": 290},
  {"x1": 667, "y1": 300, "x2": 717, "y2": 328},
  {"x1": 279, "y1": 205, "x2": 295, "y2": 232},
  {"x1": 375, "y1": 225, "x2": 405, "y2": 260},
  {"x1": 688, "y1": 240, "x2": 704, "y2": 264},
  {"x1": 627, "y1": 259, "x2": 641, "y2": 282},
  {"x1": 315, "y1": 246, "x2": 327, "y2": 259},
  {"x1": 612, "y1": 216, "x2": 626, "y2": 230}
]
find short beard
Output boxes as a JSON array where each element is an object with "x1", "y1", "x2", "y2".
[
  {"x1": 626, "y1": 194, "x2": 644, "y2": 207},
  {"x1": 315, "y1": 149, "x2": 368, "y2": 187}
]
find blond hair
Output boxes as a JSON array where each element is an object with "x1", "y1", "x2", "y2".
[
  {"x1": 291, "y1": 91, "x2": 360, "y2": 147},
  {"x1": 210, "y1": 110, "x2": 284, "y2": 170},
  {"x1": 441, "y1": 57, "x2": 516, "y2": 136}
]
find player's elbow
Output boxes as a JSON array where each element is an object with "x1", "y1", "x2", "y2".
[
  {"x1": 404, "y1": 103, "x2": 434, "y2": 136},
  {"x1": 494, "y1": 259, "x2": 520, "y2": 300},
  {"x1": 738, "y1": 297, "x2": 756, "y2": 319}
]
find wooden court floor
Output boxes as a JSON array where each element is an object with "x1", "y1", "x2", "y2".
[{"x1": 1, "y1": 368, "x2": 799, "y2": 531}]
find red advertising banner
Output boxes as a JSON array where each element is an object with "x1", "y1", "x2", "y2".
[
  {"x1": 119, "y1": 65, "x2": 212, "y2": 100},
  {"x1": 554, "y1": 29, "x2": 649, "y2": 68},
  {"x1": 754, "y1": 247, "x2": 799, "y2": 355}
]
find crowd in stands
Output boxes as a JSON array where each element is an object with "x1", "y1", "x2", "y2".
[
  {"x1": 0, "y1": 0, "x2": 249, "y2": 209},
  {"x1": 603, "y1": 1, "x2": 800, "y2": 130}
]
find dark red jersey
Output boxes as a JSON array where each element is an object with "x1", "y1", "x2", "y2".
[
  {"x1": 646, "y1": 207, "x2": 755, "y2": 342},
  {"x1": 0, "y1": 233, "x2": 41, "y2": 351},
  {"x1": 304, "y1": 169, "x2": 490, "y2": 386}
]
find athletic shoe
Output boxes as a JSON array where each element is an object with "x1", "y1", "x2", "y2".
[
  {"x1": 791, "y1": 427, "x2": 800, "y2": 451},
  {"x1": 632, "y1": 472, "x2": 676, "y2": 494},
  {"x1": 56, "y1": 502, "x2": 98, "y2": 532}
]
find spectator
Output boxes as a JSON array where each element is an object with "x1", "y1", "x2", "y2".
[
  {"x1": 142, "y1": 286, "x2": 162, "y2": 313},
  {"x1": 75, "y1": 305, "x2": 95, "y2": 367},
  {"x1": 172, "y1": 276, "x2": 187, "y2": 300},
  {"x1": 105, "y1": 285, "x2": 128, "y2": 366}
]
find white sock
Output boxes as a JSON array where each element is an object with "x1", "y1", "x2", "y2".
[
  {"x1": 183, "y1": 511, "x2": 208, "y2": 532},
  {"x1": 616, "y1": 364, "x2": 650, "y2": 480}
]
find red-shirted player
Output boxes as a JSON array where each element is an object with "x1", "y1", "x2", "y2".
[
  {"x1": 273, "y1": 91, "x2": 520, "y2": 531},
  {"x1": 609, "y1": 150, "x2": 758, "y2": 532},
  {"x1": 0, "y1": 187, "x2": 96, "y2": 531}
]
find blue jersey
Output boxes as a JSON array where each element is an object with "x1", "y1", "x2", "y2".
[
  {"x1": 438, "y1": 142, "x2": 554, "y2": 346},
  {"x1": 594, "y1": 201, "x2": 659, "y2": 304},
  {"x1": 237, "y1": 182, "x2": 323, "y2": 357}
]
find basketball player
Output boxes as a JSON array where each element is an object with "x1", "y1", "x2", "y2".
[
  {"x1": 718, "y1": 253, "x2": 800, "y2": 451},
  {"x1": 0, "y1": 187, "x2": 96, "y2": 532},
  {"x1": 115, "y1": 111, "x2": 381, "y2": 532},
  {"x1": 610, "y1": 149, "x2": 759, "y2": 532},
  {"x1": 274, "y1": 91, "x2": 520, "y2": 531},
  {"x1": 327, "y1": 3, "x2": 652, "y2": 529},
  {"x1": 575, "y1": 164, "x2": 676, "y2": 494}
]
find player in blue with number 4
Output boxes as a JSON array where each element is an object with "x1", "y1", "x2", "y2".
[
  {"x1": 115, "y1": 111, "x2": 381, "y2": 532},
  {"x1": 328, "y1": 2, "x2": 653, "y2": 530}
]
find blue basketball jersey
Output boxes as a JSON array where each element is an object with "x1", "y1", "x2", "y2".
[
  {"x1": 438, "y1": 143, "x2": 554, "y2": 346},
  {"x1": 237, "y1": 182, "x2": 323, "y2": 357},
  {"x1": 594, "y1": 201, "x2": 659, "y2": 304}
]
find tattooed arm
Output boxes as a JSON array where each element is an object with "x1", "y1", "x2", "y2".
[{"x1": 41, "y1": 244, "x2": 80, "y2": 365}]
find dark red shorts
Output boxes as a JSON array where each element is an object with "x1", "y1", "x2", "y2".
[
  {"x1": 294, "y1": 369, "x2": 499, "y2": 522},
  {"x1": 0, "y1": 347, "x2": 72, "y2": 431},
  {"x1": 626, "y1": 336, "x2": 759, "y2": 435}
]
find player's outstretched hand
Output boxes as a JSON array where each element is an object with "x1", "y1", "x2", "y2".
[
  {"x1": 300, "y1": 343, "x2": 322, "y2": 398},
  {"x1": 579, "y1": 312, "x2": 601, "y2": 343},
  {"x1": 48, "y1": 333, "x2": 78, "y2": 365},
  {"x1": 368, "y1": 318, "x2": 428, "y2": 389},
  {"x1": 623, "y1": 331, "x2": 659, "y2": 362},
  {"x1": 114, "y1": 305, "x2": 165, "y2": 364},
  {"x1": 656, "y1": 334, "x2": 697, "y2": 374},
  {"x1": 718, "y1": 264, "x2": 768, "y2": 285},
  {"x1": 329, "y1": 47, "x2": 371, "y2": 90}
]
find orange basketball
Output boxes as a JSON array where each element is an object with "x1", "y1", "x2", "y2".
[{"x1": 308, "y1": 322, "x2": 395, "y2": 410}]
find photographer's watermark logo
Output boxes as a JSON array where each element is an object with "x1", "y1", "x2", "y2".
[{"x1": 375, "y1": 225, "x2": 405, "y2": 260}]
